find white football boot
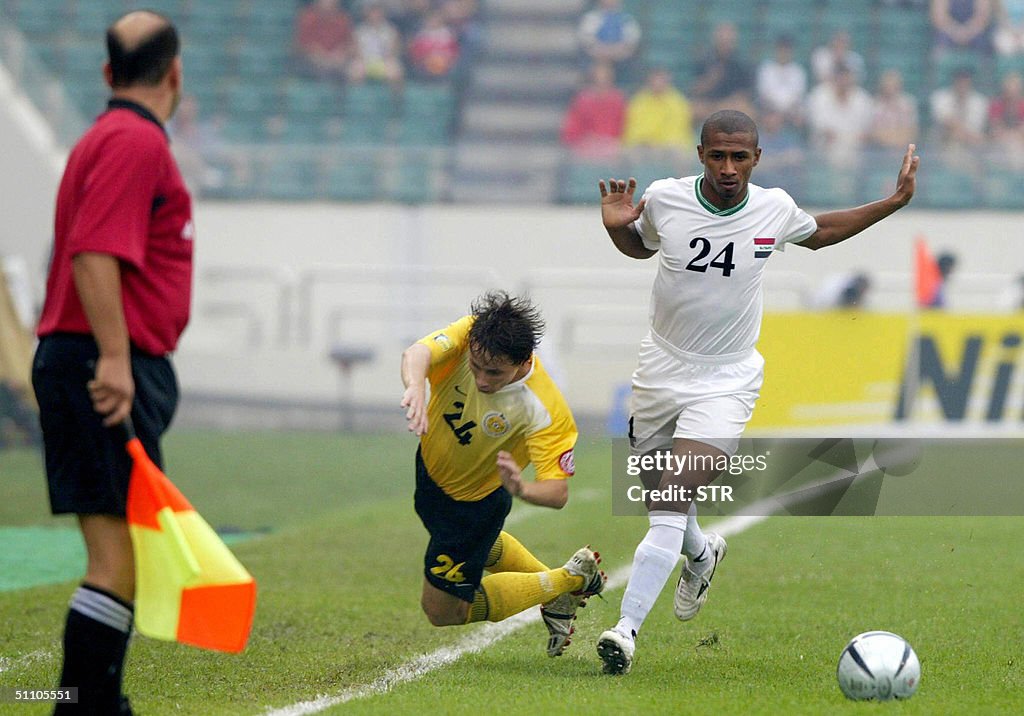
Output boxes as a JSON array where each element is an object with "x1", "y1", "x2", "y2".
[
  {"x1": 597, "y1": 625, "x2": 635, "y2": 675},
  {"x1": 541, "y1": 546, "x2": 606, "y2": 657},
  {"x1": 673, "y1": 531, "x2": 727, "y2": 621}
]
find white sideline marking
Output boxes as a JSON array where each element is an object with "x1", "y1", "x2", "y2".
[{"x1": 262, "y1": 515, "x2": 766, "y2": 715}]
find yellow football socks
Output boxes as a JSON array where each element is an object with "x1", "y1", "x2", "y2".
[
  {"x1": 465, "y1": 569, "x2": 584, "y2": 623},
  {"x1": 485, "y1": 531, "x2": 549, "y2": 573}
]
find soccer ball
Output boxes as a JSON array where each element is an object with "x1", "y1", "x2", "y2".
[{"x1": 836, "y1": 631, "x2": 920, "y2": 701}]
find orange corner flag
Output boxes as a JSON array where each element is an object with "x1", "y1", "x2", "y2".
[
  {"x1": 126, "y1": 436, "x2": 256, "y2": 653},
  {"x1": 914, "y1": 237, "x2": 941, "y2": 308}
]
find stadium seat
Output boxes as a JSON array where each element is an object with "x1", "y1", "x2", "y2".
[
  {"x1": 322, "y1": 150, "x2": 381, "y2": 202},
  {"x1": 234, "y1": 45, "x2": 288, "y2": 82},
  {"x1": 388, "y1": 148, "x2": 448, "y2": 204},
  {"x1": 72, "y1": 3, "x2": 116, "y2": 36},
  {"x1": 799, "y1": 169, "x2": 860, "y2": 209},
  {"x1": 981, "y1": 173, "x2": 1024, "y2": 210},
  {"x1": 223, "y1": 83, "x2": 274, "y2": 118},
  {"x1": 916, "y1": 165, "x2": 979, "y2": 210},
  {"x1": 559, "y1": 160, "x2": 617, "y2": 204},
  {"x1": 14, "y1": 1, "x2": 61, "y2": 37},
  {"x1": 283, "y1": 80, "x2": 340, "y2": 121},
  {"x1": 398, "y1": 83, "x2": 455, "y2": 145},
  {"x1": 60, "y1": 41, "x2": 107, "y2": 80},
  {"x1": 261, "y1": 155, "x2": 318, "y2": 201},
  {"x1": 340, "y1": 84, "x2": 396, "y2": 145}
]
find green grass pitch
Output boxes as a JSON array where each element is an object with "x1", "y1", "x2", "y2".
[{"x1": 1, "y1": 432, "x2": 1022, "y2": 714}]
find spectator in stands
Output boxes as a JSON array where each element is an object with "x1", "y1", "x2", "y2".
[
  {"x1": 806, "y1": 63, "x2": 875, "y2": 168},
  {"x1": 921, "y1": 252, "x2": 958, "y2": 308},
  {"x1": 441, "y1": 0, "x2": 482, "y2": 80},
  {"x1": 869, "y1": 69, "x2": 920, "y2": 151},
  {"x1": 811, "y1": 30, "x2": 866, "y2": 85},
  {"x1": 389, "y1": 0, "x2": 432, "y2": 39},
  {"x1": 577, "y1": 0, "x2": 641, "y2": 78},
  {"x1": 622, "y1": 67, "x2": 693, "y2": 155},
  {"x1": 994, "y1": 0, "x2": 1024, "y2": 55},
  {"x1": 560, "y1": 62, "x2": 626, "y2": 160},
  {"x1": 408, "y1": 9, "x2": 460, "y2": 80},
  {"x1": 755, "y1": 109, "x2": 806, "y2": 196},
  {"x1": 930, "y1": 0, "x2": 995, "y2": 56},
  {"x1": 691, "y1": 21, "x2": 755, "y2": 119},
  {"x1": 169, "y1": 94, "x2": 226, "y2": 197},
  {"x1": 810, "y1": 272, "x2": 872, "y2": 309},
  {"x1": 351, "y1": 1, "x2": 405, "y2": 87},
  {"x1": 293, "y1": 0, "x2": 358, "y2": 82},
  {"x1": 988, "y1": 70, "x2": 1024, "y2": 165},
  {"x1": 756, "y1": 35, "x2": 808, "y2": 128},
  {"x1": 930, "y1": 66, "x2": 989, "y2": 168}
]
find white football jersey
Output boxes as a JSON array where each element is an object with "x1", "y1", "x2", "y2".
[{"x1": 634, "y1": 175, "x2": 817, "y2": 357}]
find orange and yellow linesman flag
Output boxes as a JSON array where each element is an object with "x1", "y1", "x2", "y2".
[
  {"x1": 914, "y1": 236, "x2": 942, "y2": 308},
  {"x1": 125, "y1": 428, "x2": 256, "y2": 653}
]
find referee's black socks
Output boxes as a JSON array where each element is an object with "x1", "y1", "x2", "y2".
[{"x1": 54, "y1": 583, "x2": 134, "y2": 715}]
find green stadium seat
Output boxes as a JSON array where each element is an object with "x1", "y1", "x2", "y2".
[
  {"x1": 221, "y1": 116, "x2": 263, "y2": 143},
  {"x1": 283, "y1": 79, "x2": 340, "y2": 120},
  {"x1": 559, "y1": 160, "x2": 617, "y2": 204},
  {"x1": 234, "y1": 45, "x2": 287, "y2": 81},
  {"x1": 260, "y1": 156, "x2": 317, "y2": 201},
  {"x1": 389, "y1": 161, "x2": 437, "y2": 204},
  {"x1": 397, "y1": 83, "x2": 455, "y2": 145},
  {"x1": 182, "y1": 45, "x2": 229, "y2": 84},
  {"x1": 223, "y1": 83, "x2": 274, "y2": 117},
  {"x1": 916, "y1": 164, "x2": 979, "y2": 210},
  {"x1": 799, "y1": 169, "x2": 860, "y2": 209},
  {"x1": 279, "y1": 116, "x2": 326, "y2": 144},
  {"x1": 996, "y1": 55, "x2": 1024, "y2": 80},
  {"x1": 341, "y1": 84, "x2": 396, "y2": 145},
  {"x1": 71, "y1": 3, "x2": 116, "y2": 36},
  {"x1": 15, "y1": 1, "x2": 61, "y2": 37},
  {"x1": 981, "y1": 173, "x2": 1024, "y2": 210},
  {"x1": 322, "y1": 150, "x2": 381, "y2": 202}
]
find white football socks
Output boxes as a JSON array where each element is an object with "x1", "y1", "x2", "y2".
[
  {"x1": 618, "y1": 511, "x2": 687, "y2": 636},
  {"x1": 682, "y1": 501, "x2": 711, "y2": 574}
]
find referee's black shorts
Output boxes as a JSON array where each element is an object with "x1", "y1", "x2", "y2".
[
  {"x1": 414, "y1": 447, "x2": 512, "y2": 603},
  {"x1": 31, "y1": 333, "x2": 179, "y2": 517}
]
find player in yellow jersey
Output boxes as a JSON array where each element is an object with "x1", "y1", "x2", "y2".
[{"x1": 401, "y1": 291, "x2": 605, "y2": 656}]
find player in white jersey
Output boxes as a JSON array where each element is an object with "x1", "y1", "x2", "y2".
[{"x1": 595, "y1": 109, "x2": 920, "y2": 675}]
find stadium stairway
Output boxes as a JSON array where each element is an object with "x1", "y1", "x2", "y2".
[{"x1": 452, "y1": 0, "x2": 583, "y2": 202}]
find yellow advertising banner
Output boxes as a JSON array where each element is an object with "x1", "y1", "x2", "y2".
[{"x1": 752, "y1": 313, "x2": 1024, "y2": 429}]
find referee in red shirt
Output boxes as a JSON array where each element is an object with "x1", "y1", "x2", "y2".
[{"x1": 31, "y1": 10, "x2": 192, "y2": 714}]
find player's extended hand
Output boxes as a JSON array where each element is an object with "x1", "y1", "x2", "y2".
[
  {"x1": 401, "y1": 384, "x2": 428, "y2": 436},
  {"x1": 496, "y1": 450, "x2": 524, "y2": 497},
  {"x1": 88, "y1": 354, "x2": 134, "y2": 427},
  {"x1": 599, "y1": 177, "x2": 646, "y2": 230},
  {"x1": 892, "y1": 143, "x2": 920, "y2": 207}
]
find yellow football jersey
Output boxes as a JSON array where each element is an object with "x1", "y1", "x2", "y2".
[{"x1": 418, "y1": 316, "x2": 578, "y2": 501}]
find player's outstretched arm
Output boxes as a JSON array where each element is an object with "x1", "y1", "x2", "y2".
[
  {"x1": 497, "y1": 451, "x2": 569, "y2": 508},
  {"x1": 798, "y1": 144, "x2": 920, "y2": 251},
  {"x1": 400, "y1": 342, "x2": 432, "y2": 436},
  {"x1": 600, "y1": 177, "x2": 656, "y2": 259}
]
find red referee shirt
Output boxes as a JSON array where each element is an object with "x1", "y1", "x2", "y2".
[{"x1": 37, "y1": 99, "x2": 194, "y2": 356}]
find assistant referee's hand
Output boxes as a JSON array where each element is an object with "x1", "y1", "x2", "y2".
[{"x1": 88, "y1": 353, "x2": 135, "y2": 427}]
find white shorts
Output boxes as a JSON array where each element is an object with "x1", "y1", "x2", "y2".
[{"x1": 629, "y1": 332, "x2": 765, "y2": 456}]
